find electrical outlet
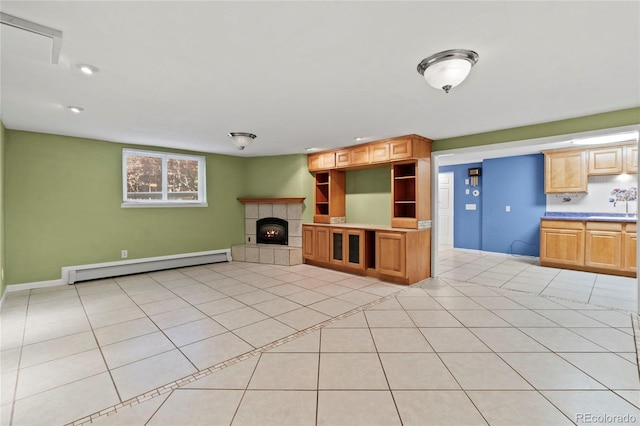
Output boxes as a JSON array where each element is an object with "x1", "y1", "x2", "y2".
[{"x1": 121, "y1": 250, "x2": 128, "y2": 259}]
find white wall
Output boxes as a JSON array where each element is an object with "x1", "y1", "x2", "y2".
[{"x1": 546, "y1": 174, "x2": 638, "y2": 214}]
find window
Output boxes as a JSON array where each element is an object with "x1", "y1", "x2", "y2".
[{"x1": 122, "y1": 149, "x2": 207, "y2": 207}]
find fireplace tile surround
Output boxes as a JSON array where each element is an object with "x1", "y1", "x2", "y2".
[{"x1": 231, "y1": 198, "x2": 304, "y2": 266}]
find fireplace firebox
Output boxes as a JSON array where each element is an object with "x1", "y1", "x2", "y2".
[{"x1": 256, "y1": 217, "x2": 288, "y2": 245}]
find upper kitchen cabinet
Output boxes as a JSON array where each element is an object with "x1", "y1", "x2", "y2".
[
  {"x1": 543, "y1": 149, "x2": 588, "y2": 193},
  {"x1": 588, "y1": 146, "x2": 623, "y2": 175},
  {"x1": 308, "y1": 152, "x2": 336, "y2": 171},
  {"x1": 625, "y1": 145, "x2": 638, "y2": 173}
]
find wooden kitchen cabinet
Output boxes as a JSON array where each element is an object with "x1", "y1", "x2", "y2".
[
  {"x1": 543, "y1": 149, "x2": 588, "y2": 193},
  {"x1": 308, "y1": 152, "x2": 336, "y2": 171},
  {"x1": 584, "y1": 222, "x2": 622, "y2": 270},
  {"x1": 376, "y1": 231, "x2": 406, "y2": 278},
  {"x1": 313, "y1": 170, "x2": 345, "y2": 223},
  {"x1": 625, "y1": 145, "x2": 638, "y2": 174},
  {"x1": 330, "y1": 228, "x2": 365, "y2": 270},
  {"x1": 303, "y1": 224, "x2": 332, "y2": 262},
  {"x1": 540, "y1": 219, "x2": 636, "y2": 277},
  {"x1": 624, "y1": 223, "x2": 637, "y2": 272},
  {"x1": 391, "y1": 159, "x2": 430, "y2": 229},
  {"x1": 540, "y1": 220, "x2": 585, "y2": 267},
  {"x1": 588, "y1": 146, "x2": 623, "y2": 175},
  {"x1": 302, "y1": 224, "x2": 430, "y2": 284}
]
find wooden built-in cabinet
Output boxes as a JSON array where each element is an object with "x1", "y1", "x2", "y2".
[
  {"x1": 391, "y1": 160, "x2": 430, "y2": 228},
  {"x1": 540, "y1": 219, "x2": 636, "y2": 277},
  {"x1": 303, "y1": 224, "x2": 430, "y2": 284},
  {"x1": 306, "y1": 134, "x2": 432, "y2": 283},
  {"x1": 308, "y1": 134, "x2": 431, "y2": 171},
  {"x1": 543, "y1": 149, "x2": 588, "y2": 193},
  {"x1": 313, "y1": 170, "x2": 345, "y2": 224}
]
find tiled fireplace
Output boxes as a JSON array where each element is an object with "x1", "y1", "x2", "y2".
[{"x1": 231, "y1": 197, "x2": 304, "y2": 266}]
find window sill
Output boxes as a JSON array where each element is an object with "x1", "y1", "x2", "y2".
[{"x1": 121, "y1": 202, "x2": 208, "y2": 209}]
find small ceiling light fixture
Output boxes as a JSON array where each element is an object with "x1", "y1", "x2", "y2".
[
  {"x1": 67, "y1": 106, "x2": 84, "y2": 113},
  {"x1": 77, "y1": 64, "x2": 99, "y2": 75},
  {"x1": 228, "y1": 132, "x2": 257, "y2": 150},
  {"x1": 417, "y1": 49, "x2": 479, "y2": 93}
]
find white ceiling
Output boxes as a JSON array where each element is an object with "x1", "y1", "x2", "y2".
[{"x1": 1, "y1": 1, "x2": 639, "y2": 158}]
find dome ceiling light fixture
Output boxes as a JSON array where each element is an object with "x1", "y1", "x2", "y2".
[
  {"x1": 417, "y1": 49, "x2": 479, "y2": 93},
  {"x1": 228, "y1": 132, "x2": 257, "y2": 150}
]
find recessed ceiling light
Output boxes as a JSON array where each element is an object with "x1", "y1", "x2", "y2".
[
  {"x1": 354, "y1": 137, "x2": 368, "y2": 142},
  {"x1": 305, "y1": 147, "x2": 321, "y2": 152},
  {"x1": 77, "y1": 64, "x2": 99, "y2": 75},
  {"x1": 67, "y1": 106, "x2": 84, "y2": 113},
  {"x1": 571, "y1": 131, "x2": 639, "y2": 145}
]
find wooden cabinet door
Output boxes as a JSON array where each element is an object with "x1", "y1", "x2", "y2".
[
  {"x1": 623, "y1": 231, "x2": 637, "y2": 272},
  {"x1": 540, "y1": 227, "x2": 585, "y2": 266},
  {"x1": 302, "y1": 226, "x2": 315, "y2": 260},
  {"x1": 369, "y1": 142, "x2": 390, "y2": 163},
  {"x1": 345, "y1": 229, "x2": 365, "y2": 270},
  {"x1": 335, "y1": 150, "x2": 351, "y2": 168},
  {"x1": 308, "y1": 152, "x2": 336, "y2": 171},
  {"x1": 376, "y1": 232, "x2": 406, "y2": 277},
  {"x1": 315, "y1": 227, "x2": 331, "y2": 263},
  {"x1": 330, "y1": 228, "x2": 345, "y2": 266},
  {"x1": 585, "y1": 230, "x2": 622, "y2": 270},
  {"x1": 625, "y1": 145, "x2": 638, "y2": 174},
  {"x1": 350, "y1": 146, "x2": 370, "y2": 166},
  {"x1": 588, "y1": 147, "x2": 623, "y2": 175},
  {"x1": 544, "y1": 150, "x2": 588, "y2": 193},
  {"x1": 389, "y1": 139, "x2": 412, "y2": 160}
]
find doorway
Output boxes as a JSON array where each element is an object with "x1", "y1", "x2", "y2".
[{"x1": 438, "y1": 172, "x2": 454, "y2": 247}]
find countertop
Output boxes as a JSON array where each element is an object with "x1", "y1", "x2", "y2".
[{"x1": 542, "y1": 212, "x2": 637, "y2": 223}]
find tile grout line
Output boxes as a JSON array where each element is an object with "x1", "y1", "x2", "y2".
[{"x1": 64, "y1": 288, "x2": 402, "y2": 426}]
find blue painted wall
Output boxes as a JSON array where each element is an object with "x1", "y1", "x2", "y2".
[
  {"x1": 439, "y1": 163, "x2": 482, "y2": 250},
  {"x1": 481, "y1": 154, "x2": 546, "y2": 256},
  {"x1": 439, "y1": 154, "x2": 546, "y2": 256}
]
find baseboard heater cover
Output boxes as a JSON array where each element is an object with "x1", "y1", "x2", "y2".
[{"x1": 61, "y1": 249, "x2": 231, "y2": 284}]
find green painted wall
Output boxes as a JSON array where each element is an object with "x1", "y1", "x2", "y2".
[
  {"x1": 345, "y1": 168, "x2": 391, "y2": 225},
  {"x1": 0, "y1": 121, "x2": 5, "y2": 298},
  {"x1": 242, "y1": 155, "x2": 314, "y2": 223},
  {"x1": 5, "y1": 131, "x2": 246, "y2": 285},
  {"x1": 433, "y1": 107, "x2": 640, "y2": 151}
]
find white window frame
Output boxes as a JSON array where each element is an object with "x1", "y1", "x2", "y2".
[{"x1": 122, "y1": 148, "x2": 207, "y2": 208}]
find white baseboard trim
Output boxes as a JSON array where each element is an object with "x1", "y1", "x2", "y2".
[
  {"x1": 6, "y1": 279, "x2": 66, "y2": 292},
  {"x1": 62, "y1": 249, "x2": 231, "y2": 284},
  {"x1": 449, "y1": 247, "x2": 539, "y2": 261}
]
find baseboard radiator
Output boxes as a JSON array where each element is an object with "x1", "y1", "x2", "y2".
[{"x1": 61, "y1": 249, "x2": 231, "y2": 284}]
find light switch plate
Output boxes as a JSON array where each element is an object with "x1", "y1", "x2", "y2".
[{"x1": 465, "y1": 204, "x2": 477, "y2": 210}]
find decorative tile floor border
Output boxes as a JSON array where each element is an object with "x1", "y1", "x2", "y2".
[{"x1": 66, "y1": 290, "x2": 401, "y2": 426}]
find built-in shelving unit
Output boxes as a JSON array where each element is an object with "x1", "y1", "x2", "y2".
[{"x1": 313, "y1": 170, "x2": 345, "y2": 223}]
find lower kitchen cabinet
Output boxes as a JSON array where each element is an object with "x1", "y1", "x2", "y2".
[
  {"x1": 540, "y1": 220, "x2": 585, "y2": 267},
  {"x1": 623, "y1": 223, "x2": 637, "y2": 272},
  {"x1": 302, "y1": 223, "x2": 430, "y2": 284},
  {"x1": 540, "y1": 219, "x2": 636, "y2": 277},
  {"x1": 584, "y1": 222, "x2": 622, "y2": 270}
]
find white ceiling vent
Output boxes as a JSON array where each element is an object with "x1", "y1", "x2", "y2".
[{"x1": 0, "y1": 12, "x2": 62, "y2": 64}]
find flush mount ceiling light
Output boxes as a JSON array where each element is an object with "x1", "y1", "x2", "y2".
[
  {"x1": 228, "y1": 132, "x2": 257, "y2": 150},
  {"x1": 571, "y1": 131, "x2": 639, "y2": 146},
  {"x1": 67, "y1": 106, "x2": 84, "y2": 113},
  {"x1": 77, "y1": 64, "x2": 99, "y2": 75},
  {"x1": 417, "y1": 49, "x2": 479, "y2": 93}
]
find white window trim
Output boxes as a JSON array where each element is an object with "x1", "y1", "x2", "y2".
[{"x1": 122, "y1": 148, "x2": 207, "y2": 208}]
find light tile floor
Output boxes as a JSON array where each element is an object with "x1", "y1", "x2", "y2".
[{"x1": 1, "y1": 247, "x2": 638, "y2": 425}]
